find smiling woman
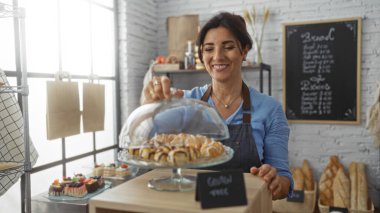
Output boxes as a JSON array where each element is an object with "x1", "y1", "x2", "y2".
[{"x1": 143, "y1": 12, "x2": 293, "y2": 200}]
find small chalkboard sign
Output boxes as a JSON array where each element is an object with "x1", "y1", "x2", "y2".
[
  {"x1": 287, "y1": 190, "x2": 305, "y2": 203},
  {"x1": 283, "y1": 17, "x2": 362, "y2": 124},
  {"x1": 329, "y1": 206, "x2": 349, "y2": 213},
  {"x1": 195, "y1": 171, "x2": 247, "y2": 209}
]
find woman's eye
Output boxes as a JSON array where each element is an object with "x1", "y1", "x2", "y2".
[
  {"x1": 224, "y1": 46, "x2": 235, "y2": 50},
  {"x1": 204, "y1": 47, "x2": 213, "y2": 52}
]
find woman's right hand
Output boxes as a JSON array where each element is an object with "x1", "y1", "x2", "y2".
[
  {"x1": 142, "y1": 75, "x2": 184, "y2": 104},
  {"x1": 250, "y1": 164, "x2": 290, "y2": 200}
]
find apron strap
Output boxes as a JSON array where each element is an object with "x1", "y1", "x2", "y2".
[
  {"x1": 200, "y1": 82, "x2": 252, "y2": 124},
  {"x1": 200, "y1": 84, "x2": 212, "y2": 102},
  {"x1": 242, "y1": 82, "x2": 251, "y2": 123}
]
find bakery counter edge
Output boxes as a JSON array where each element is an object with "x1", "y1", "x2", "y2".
[{"x1": 89, "y1": 169, "x2": 272, "y2": 213}]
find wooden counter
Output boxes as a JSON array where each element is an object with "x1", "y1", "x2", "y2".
[{"x1": 89, "y1": 169, "x2": 272, "y2": 213}]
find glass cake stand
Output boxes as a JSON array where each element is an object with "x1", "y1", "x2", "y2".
[{"x1": 118, "y1": 146, "x2": 234, "y2": 192}]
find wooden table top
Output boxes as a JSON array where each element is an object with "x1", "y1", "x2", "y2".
[{"x1": 89, "y1": 169, "x2": 272, "y2": 213}]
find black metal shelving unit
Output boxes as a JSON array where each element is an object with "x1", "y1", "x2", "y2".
[{"x1": 153, "y1": 63, "x2": 272, "y2": 95}]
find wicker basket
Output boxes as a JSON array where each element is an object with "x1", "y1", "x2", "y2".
[
  {"x1": 318, "y1": 198, "x2": 374, "y2": 213},
  {"x1": 272, "y1": 182, "x2": 317, "y2": 213}
]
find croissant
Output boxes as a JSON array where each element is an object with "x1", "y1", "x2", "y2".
[
  {"x1": 168, "y1": 148, "x2": 189, "y2": 166},
  {"x1": 139, "y1": 147, "x2": 155, "y2": 160},
  {"x1": 169, "y1": 133, "x2": 187, "y2": 147},
  {"x1": 187, "y1": 146, "x2": 200, "y2": 161},
  {"x1": 154, "y1": 151, "x2": 169, "y2": 164},
  {"x1": 128, "y1": 147, "x2": 140, "y2": 156},
  {"x1": 200, "y1": 141, "x2": 224, "y2": 158}
]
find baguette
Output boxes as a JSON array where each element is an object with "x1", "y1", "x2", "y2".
[
  {"x1": 349, "y1": 162, "x2": 358, "y2": 210},
  {"x1": 319, "y1": 156, "x2": 344, "y2": 206},
  {"x1": 291, "y1": 167, "x2": 304, "y2": 190},
  {"x1": 333, "y1": 167, "x2": 350, "y2": 208},
  {"x1": 302, "y1": 159, "x2": 314, "y2": 191},
  {"x1": 357, "y1": 162, "x2": 368, "y2": 211}
]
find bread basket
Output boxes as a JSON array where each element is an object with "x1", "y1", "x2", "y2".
[
  {"x1": 318, "y1": 198, "x2": 374, "y2": 213},
  {"x1": 272, "y1": 182, "x2": 317, "y2": 213}
]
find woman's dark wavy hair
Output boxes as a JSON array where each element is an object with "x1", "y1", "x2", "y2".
[{"x1": 196, "y1": 12, "x2": 253, "y2": 63}]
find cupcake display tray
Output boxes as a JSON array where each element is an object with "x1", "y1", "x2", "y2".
[
  {"x1": 45, "y1": 181, "x2": 111, "y2": 201},
  {"x1": 103, "y1": 175, "x2": 129, "y2": 180}
]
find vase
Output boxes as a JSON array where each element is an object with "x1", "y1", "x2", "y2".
[{"x1": 253, "y1": 41, "x2": 263, "y2": 65}]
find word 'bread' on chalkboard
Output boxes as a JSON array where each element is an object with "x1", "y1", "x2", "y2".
[
  {"x1": 283, "y1": 17, "x2": 361, "y2": 124},
  {"x1": 195, "y1": 170, "x2": 247, "y2": 209}
]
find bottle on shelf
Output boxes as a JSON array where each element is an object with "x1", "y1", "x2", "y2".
[{"x1": 184, "y1": 40, "x2": 195, "y2": 70}]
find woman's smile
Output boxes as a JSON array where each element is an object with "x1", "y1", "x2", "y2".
[{"x1": 212, "y1": 64, "x2": 229, "y2": 71}]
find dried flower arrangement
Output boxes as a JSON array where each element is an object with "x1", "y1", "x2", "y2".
[{"x1": 243, "y1": 6, "x2": 270, "y2": 64}]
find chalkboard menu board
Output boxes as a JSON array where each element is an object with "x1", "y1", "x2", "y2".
[{"x1": 283, "y1": 18, "x2": 361, "y2": 124}]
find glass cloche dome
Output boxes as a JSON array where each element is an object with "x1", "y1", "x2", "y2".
[
  {"x1": 118, "y1": 98, "x2": 234, "y2": 192},
  {"x1": 119, "y1": 98, "x2": 229, "y2": 149}
]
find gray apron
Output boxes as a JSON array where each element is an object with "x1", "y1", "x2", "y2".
[{"x1": 200, "y1": 82, "x2": 262, "y2": 172}]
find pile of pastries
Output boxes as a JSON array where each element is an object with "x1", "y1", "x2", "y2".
[{"x1": 127, "y1": 133, "x2": 225, "y2": 166}]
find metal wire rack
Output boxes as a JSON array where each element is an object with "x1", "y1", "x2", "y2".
[
  {"x1": 0, "y1": 2, "x2": 32, "y2": 213},
  {"x1": 0, "y1": 85, "x2": 27, "y2": 94},
  {"x1": 0, "y1": 2, "x2": 24, "y2": 18},
  {"x1": 0, "y1": 161, "x2": 24, "y2": 178}
]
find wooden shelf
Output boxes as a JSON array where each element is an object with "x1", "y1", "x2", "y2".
[{"x1": 154, "y1": 63, "x2": 272, "y2": 95}]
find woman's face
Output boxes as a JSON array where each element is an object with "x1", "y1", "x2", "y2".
[{"x1": 202, "y1": 26, "x2": 247, "y2": 83}]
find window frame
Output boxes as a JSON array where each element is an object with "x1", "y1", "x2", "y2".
[{"x1": 1, "y1": 0, "x2": 121, "y2": 211}]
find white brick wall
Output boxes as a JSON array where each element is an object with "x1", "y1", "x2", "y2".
[
  {"x1": 119, "y1": 0, "x2": 380, "y2": 207},
  {"x1": 118, "y1": 0, "x2": 157, "y2": 123}
]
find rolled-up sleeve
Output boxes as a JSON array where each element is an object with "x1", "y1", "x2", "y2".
[{"x1": 263, "y1": 104, "x2": 294, "y2": 197}]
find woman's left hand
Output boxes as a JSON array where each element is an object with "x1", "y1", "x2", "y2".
[{"x1": 250, "y1": 164, "x2": 290, "y2": 200}]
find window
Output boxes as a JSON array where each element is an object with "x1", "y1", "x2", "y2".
[{"x1": 0, "y1": 0, "x2": 119, "y2": 211}]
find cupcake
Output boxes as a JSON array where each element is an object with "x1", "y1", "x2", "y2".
[
  {"x1": 103, "y1": 165, "x2": 116, "y2": 177},
  {"x1": 90, "y1": 176, "x2": 105, "y2": 188},
  {"x1": 48, "y1": 179, "x2": 64, "y2": 196},
  {"x1": 61, "y1": 176, "x2": 73, "y2": 187},
  {"x1": 115, "y1": 167, "x2": 128, "y2": 178},
  {"x1": 64, "y1": 182, "x2": 88, "y2": 197},
  {"x1": 93, "y1": 164, "x2": 104, "y2": 176},
  {"x1": 84, "y1": 178, "x2": 98, "y2": 193}
]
